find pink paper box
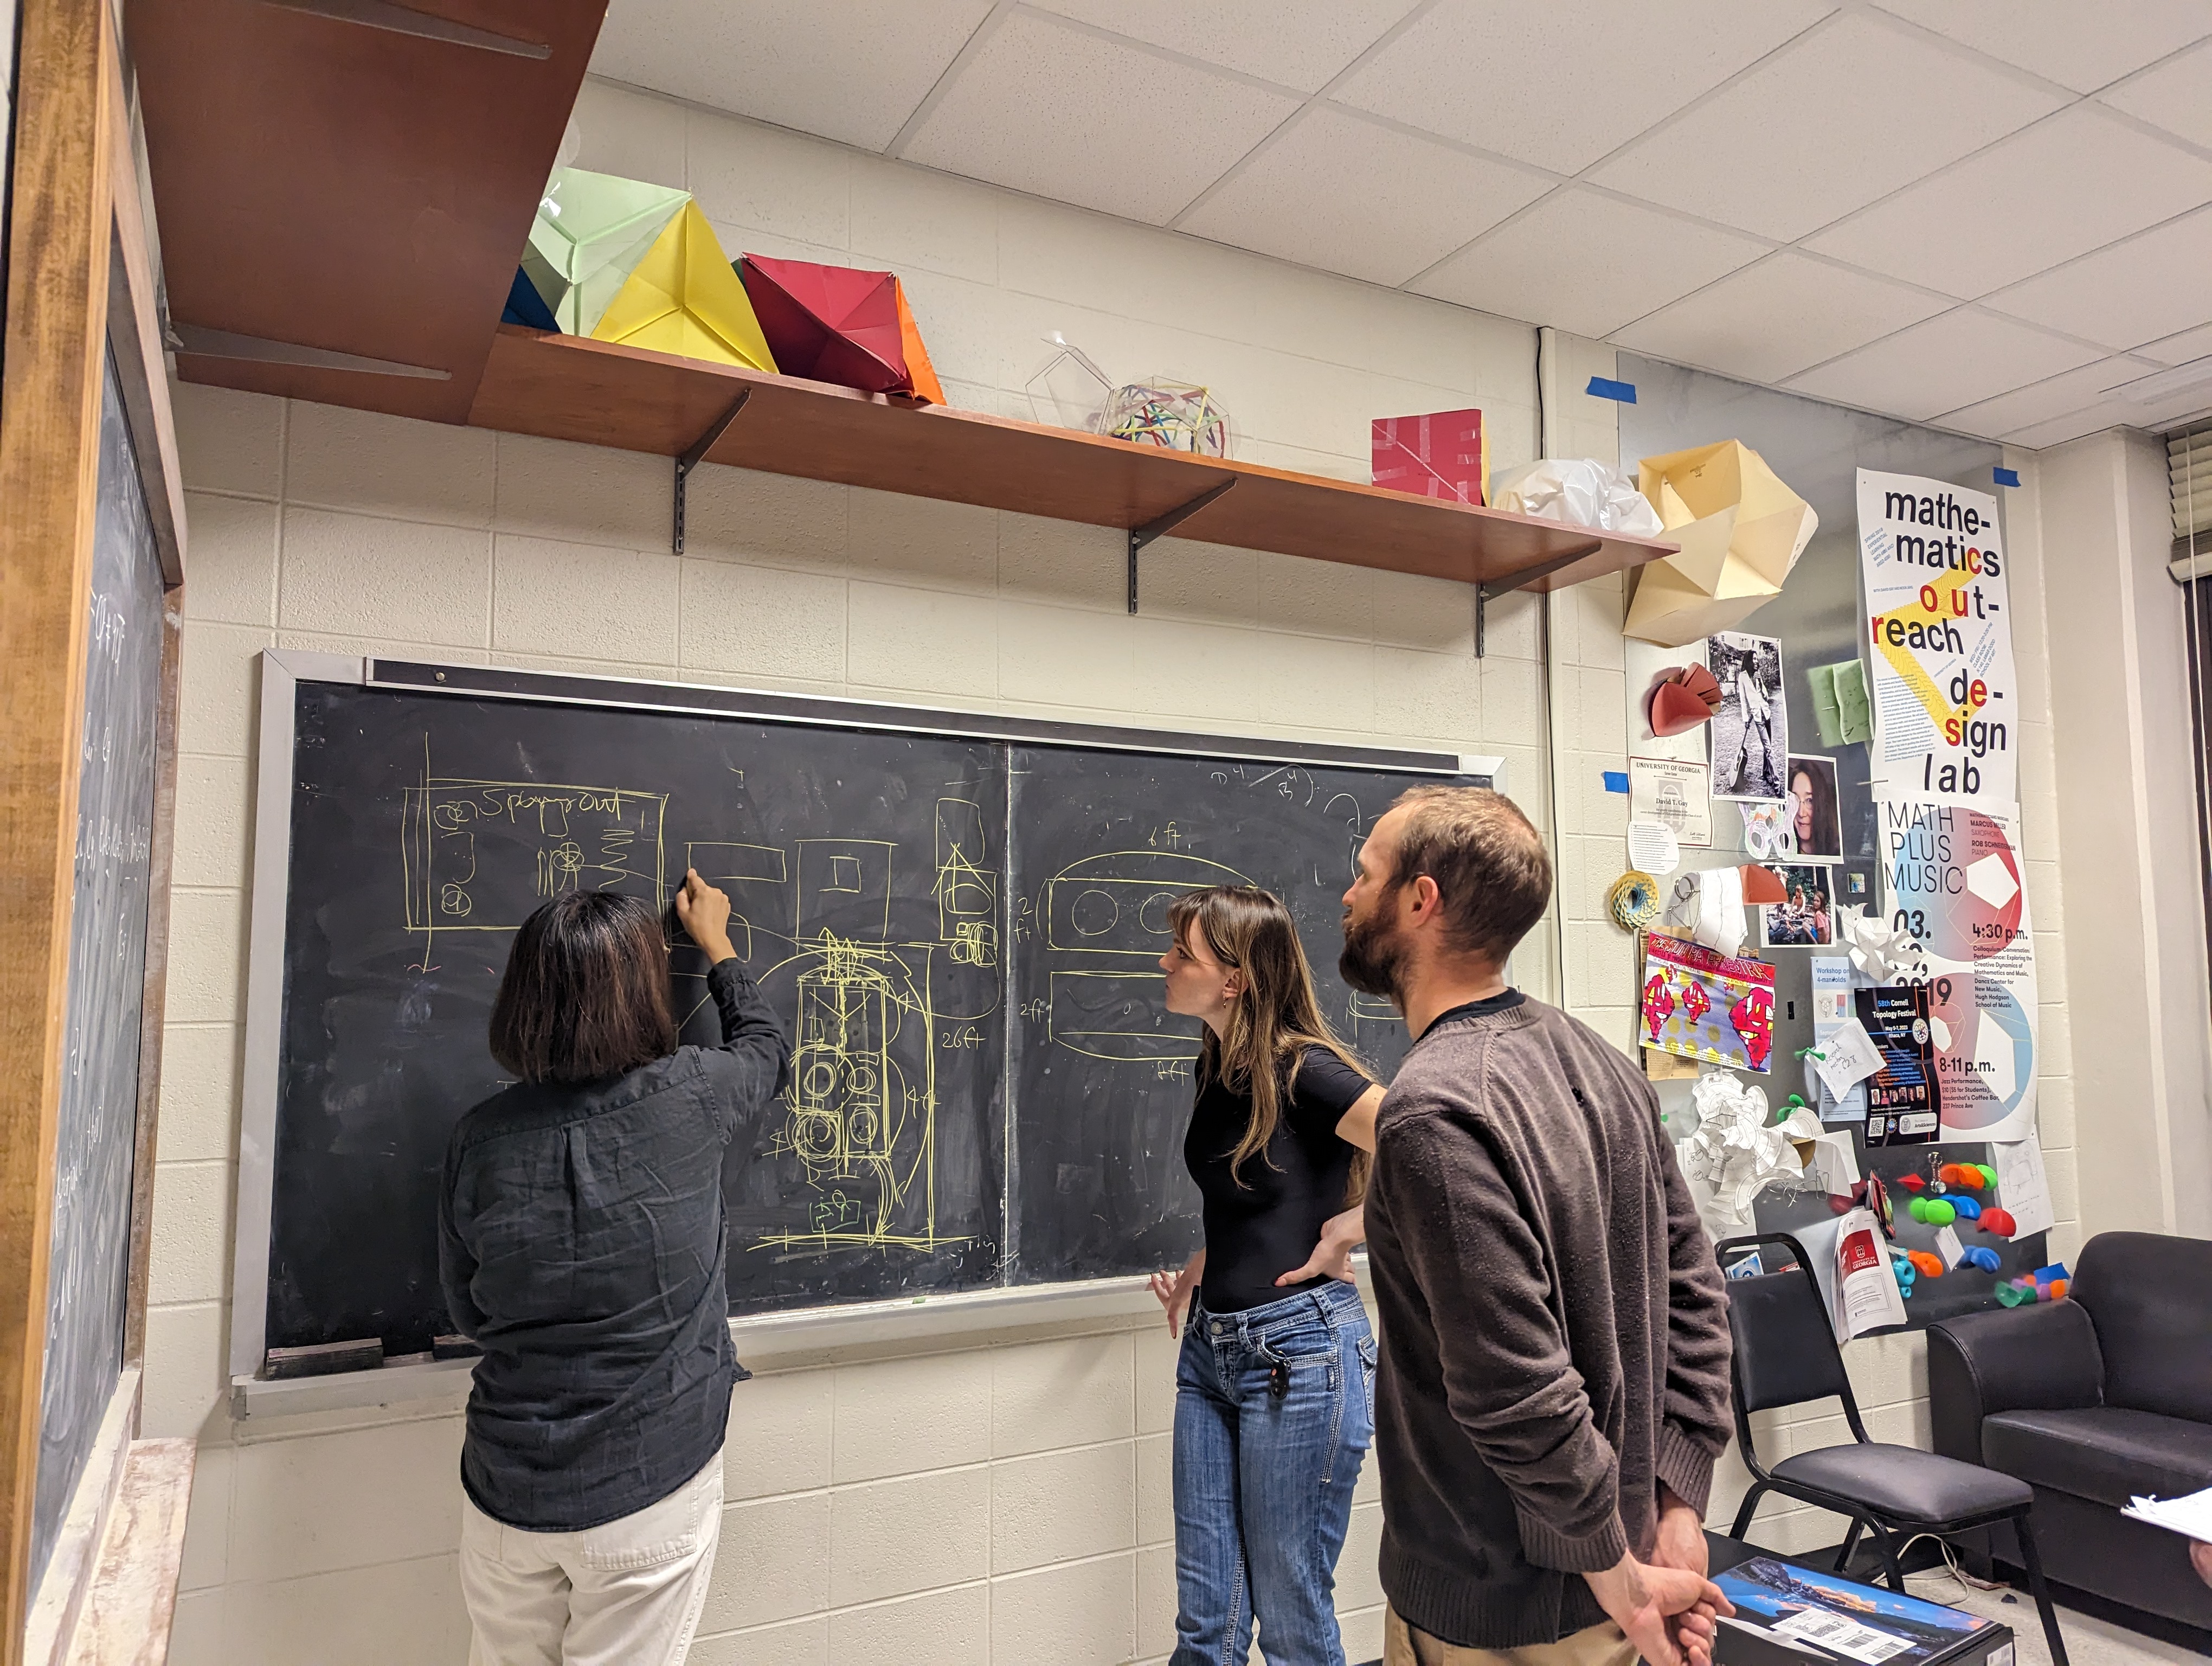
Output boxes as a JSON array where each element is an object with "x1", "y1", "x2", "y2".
[{"x1": 1372, "y1": 408, "x2": 1489, "y2": 507}]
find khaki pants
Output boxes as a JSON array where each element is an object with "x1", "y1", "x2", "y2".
[
  {"x1": 459, "y1": 1455, "x2": 723, "y2": 1666},
  {"x1": 1385, "y1": 1607, "x2": 1637, "y2": 1666}
]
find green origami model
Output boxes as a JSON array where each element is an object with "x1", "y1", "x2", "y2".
[{"x1": 519, "y1": 167, "x2": 690, "y2": 336}]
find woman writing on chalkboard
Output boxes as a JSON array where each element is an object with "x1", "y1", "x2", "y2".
[
  {"x1": 1150, "y1": 885, "x2": 1384, "y2": 1666},
  {"x1": 440, "y1": 873, "x2": 789, "y2": 1666}
]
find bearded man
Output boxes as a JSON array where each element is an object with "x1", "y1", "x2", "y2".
[{"x1": 1340, "y1": 785, "x2": 1736, "y2": 1666}]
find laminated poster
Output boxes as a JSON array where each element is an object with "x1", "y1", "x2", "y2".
[
  {"x1": 1856, "y1": 469, "x2": 2016, "y2": 810},
  {"x1": 1855, "y1": 985, "x2": 1939, "y2": 1146},
  {"x1": 1641, "y1": 934, "x2": 1776, "y2": 1073},
  {"x1": 1880, "y1": 801, "x2": 2038, "y2": 1143}
]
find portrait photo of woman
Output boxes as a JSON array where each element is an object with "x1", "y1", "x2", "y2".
[{"x1": 1786, "y1": 754, "x2": 1842, "y2": 861}]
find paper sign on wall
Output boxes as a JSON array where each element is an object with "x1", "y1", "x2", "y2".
[
  {"x1": 1880, "y1": 802, "x2": 2039, "y2": 1143},
  {"x1": 1856, "y1": 469, "x2": 2016, "y2": 810},
  {"x1": 1629, "y1": 757, "x2": 1712, "y2": 848}
]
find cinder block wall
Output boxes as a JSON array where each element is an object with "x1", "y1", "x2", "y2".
[{"x1": 142, "y1": 80, "x2": 2082, "y2": 1665}]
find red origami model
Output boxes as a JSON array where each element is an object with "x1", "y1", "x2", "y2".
[
  {"x1": 1647, "y1": 663, "x2": 1722, "y2": 738},
  {"x1": 737, "y1": 253, "x2": 947, "y2": 403}
]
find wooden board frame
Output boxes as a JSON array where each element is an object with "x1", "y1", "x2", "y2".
[{"x1": 0, "y1": 1, "x2": 189, "y2": 1657}]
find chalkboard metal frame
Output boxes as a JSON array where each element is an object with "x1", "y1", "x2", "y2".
[{"x1": 232, "y1": 651, "x2": 1493, "y2": 1389}]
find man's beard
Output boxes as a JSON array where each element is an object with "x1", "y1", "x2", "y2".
[{"x1": 1338, "y1": 904, "x2": 1405, "y2": 1003}]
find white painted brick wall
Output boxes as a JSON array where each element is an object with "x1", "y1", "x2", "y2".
[
  {"x1": 152, "y1": 82, "x2": 1549, "y2": 1661},
  {"x1": 143, "y1": 81, "x2": 2086, "y2": 1665}
]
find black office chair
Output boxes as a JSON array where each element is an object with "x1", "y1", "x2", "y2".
[{"x1": 1715, "y1": 1233, "x2": 2070, "y2": 1666}]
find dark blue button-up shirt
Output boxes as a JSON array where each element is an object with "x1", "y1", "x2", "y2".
[{"x1": 439, "y1": 959, "x2": 789, "y2": 1530}]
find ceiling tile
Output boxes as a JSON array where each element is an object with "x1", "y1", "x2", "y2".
[
  {"x1": 2099, "y1": 38, "x2": 2212, "y2": 149},
  {"x1": 1871, "y1": 1, "x2": 2210, "y2": 94},
  {"x1": 1589, "y1": 13, "x2": 2061, "y2": 240},
  {"x1": 1804, "y1": 105, "x2": 2212, "y2": 297},
  {"x1": 1611, "y1": 252, "x2": 1950, "y2": 384},
  {"x1": 1178, "y1": 108, "x2": 1552, "y2": 286},
  {"x1": 1980, "y1": 205, "x2": 2212, "y2": 353},
  {"x1": 2137, "y1": 322, "x2": 2212, "y2": 367},
  {"x1": 1783, "y1": 308, "x2": 2101, "y2": 421},
  {"x1": 1932, "y1": 357, "x2": 2147, "y2": 439},
  {"x1": 902, "y1": 12, "x2": 1302, "y2": 225},
  {"x1": 589, "y1": 0, "x2": 995, "y2": 152},
  {"x1": 1409, "y1": 187, "x2": 1769, "y2": 337},
  {"x1": 1334, "y1": 0, "x2": 1836, "y2": 175},
  {"x1": 1024, "y1": 0, "x2": 1419, "y2": 92}
]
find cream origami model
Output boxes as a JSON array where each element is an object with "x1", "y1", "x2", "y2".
[{"x1": 1625, "y1": 440, "x2": 1818, "y2": 647}]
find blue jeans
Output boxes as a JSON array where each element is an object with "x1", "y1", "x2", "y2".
[{"x1": 1172, "y1": 1280, "x2": 1375, "y2": 1666}]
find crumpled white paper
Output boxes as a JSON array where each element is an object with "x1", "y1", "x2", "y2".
[
  {"x1": 1663, "y1": 868, "x2": 1747, "y2": 957},
  {"x1": 1491, "y1": 458, "x2": 1665, "y2": 537},
  {"x1": 1835, "y1": 904, "x2": 1926, "y2": 983},
  {"x1": 1676, "y1": 1074, "x2": 1824, "y2": 1239}
]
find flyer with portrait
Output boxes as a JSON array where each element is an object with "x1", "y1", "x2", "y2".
[
  {"x1": 1856, "y1": 469, "x2": 2016, "y2": 810},
  {"x1": 1879, "y1": 800, "x2": 2039, "y2": 1143}
]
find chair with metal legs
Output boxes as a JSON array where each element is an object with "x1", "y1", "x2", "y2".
[{"x1": 1715, "y1": 1233, "x2": 2070, "y2": 1666}]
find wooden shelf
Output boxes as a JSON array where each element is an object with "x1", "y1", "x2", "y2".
[
  {"x1": 128, "y1": 2, "x2": 1673, "y2": 604},
  {"x1": 467, "y1": 327, "x2": 1675, "y2": 594}
]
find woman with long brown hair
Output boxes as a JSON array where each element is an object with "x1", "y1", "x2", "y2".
[
  {"x1": 441, "y1": 873, "x2": 788, "y2": 1666},
  {"x1": 1150, "y1": 885, "x2": 1384, "y2": 1666}
]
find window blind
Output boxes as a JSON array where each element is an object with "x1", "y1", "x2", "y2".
[{"x1": 2173, "y1": 422, "x2": 2212, "y2": 580}]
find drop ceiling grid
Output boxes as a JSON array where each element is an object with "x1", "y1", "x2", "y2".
[{"x1": 587, "y1": 0, "x2": 2212, "y2": 445}]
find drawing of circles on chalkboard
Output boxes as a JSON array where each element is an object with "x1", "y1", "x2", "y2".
[
  {"x1": 1069, "y1": 889, "x2": 1120, "y2": 937},
  {"x1": 800, "y1": 1059, "x2": 839, "y2": 1104},
  {"x1": 439, "y1": 883, "x2": 471, "y2": 917},
  {"x1": 846, "y1": 1062, "x2": 878, "y2": 1099},
  {"x1": 1137, "y1": 891, "x2": 1180, "y2": 937},
  {"x1": 794, "y1": 1110, "x2": 839, "y2": 1162}
]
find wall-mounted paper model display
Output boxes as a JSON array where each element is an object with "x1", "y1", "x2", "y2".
[{"x1": 1625, "y1": 440, "x2": 1818, "y2": 647}]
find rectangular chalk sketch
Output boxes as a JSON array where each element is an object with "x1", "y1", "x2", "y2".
[
  {"x1": 674, "y1": 830, "x2": 978, "y2": 1260},
  {"x1": 796, "y1": 838, "x2": 893, "y2": 944},
  {"x1": 1050, "y1": 970, "x2": 1199, "y2": 1062},
  {"x1": 934, "y1": 798, "x2": 997, "y2": 967},
  {"x1": 401, "y1": 768, "x2": 666, "y2": 947},
  {"x1": 1043, "y1": 850, "x2": 1250, "y2": 957},
  {"x1": 685, "y1": 840, "x2": 790, "y2": 963}
]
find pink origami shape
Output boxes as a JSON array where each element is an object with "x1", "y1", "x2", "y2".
[{"x1": 737, "y1": 253, "x2": 946, "y2": 401}]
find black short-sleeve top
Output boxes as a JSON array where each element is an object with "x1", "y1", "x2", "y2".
[{"x1": 1184, "y1": 1045, "x2": 1374, "y2": 1312}]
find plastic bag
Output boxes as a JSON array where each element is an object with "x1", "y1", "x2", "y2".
[{"x1": 1491, "y1": 459, "x2": 1663, "y2": 537}]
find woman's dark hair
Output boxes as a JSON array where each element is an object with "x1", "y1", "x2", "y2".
[
  {"x1": 1791, "y1": 761, "x2": 1840, "y2": 857},
  {"x1": 489, "y1": 892, "x2": 677, "y2": 1083}
]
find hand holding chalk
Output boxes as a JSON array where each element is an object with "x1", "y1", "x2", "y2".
[{"x1": 675, "y1": 869, "x2": 738, "y2": 963}]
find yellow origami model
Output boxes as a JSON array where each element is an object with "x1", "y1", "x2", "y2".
[
  {"x1": 1624, "y1": 440, "x2": 1818, "y2": 647},
  {"x1": 591, "y1": 201, "x2": 779, "y2": 373}
]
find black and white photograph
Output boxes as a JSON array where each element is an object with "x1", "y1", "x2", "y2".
[
  {"x1": 1760, "y1": 864, "x2": 1836, "y2": 947},
  {"x1": 1785, "y1": 754, "x2": 1842, "y2": 861},
  {"x1": 1708, "y1": 631, "x2": 1787, "y2": 802}
]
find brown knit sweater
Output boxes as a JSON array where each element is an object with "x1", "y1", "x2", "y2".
[{"x1": 1364, "y1": 996, "x2": 1733, "y2": 1650}]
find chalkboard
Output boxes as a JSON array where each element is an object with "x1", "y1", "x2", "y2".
[
  {"x1": 1005, "y1": 748, "x2": 1432, "y2": 1283},
  {"x1": 250, "y1": 663, "x2": 1464, "y2": 1362},
  {"x1": 34, "y1": 355, "x2": 164, "y2": 1588}
]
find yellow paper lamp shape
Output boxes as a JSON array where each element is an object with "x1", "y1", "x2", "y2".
[{"x1": 591, "y1": 203, "x2": 779, "y2": 373}]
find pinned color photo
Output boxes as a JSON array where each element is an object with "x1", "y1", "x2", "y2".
[{"x1": 1784, "y1": 754, "x2": 1842, "y2": 861}]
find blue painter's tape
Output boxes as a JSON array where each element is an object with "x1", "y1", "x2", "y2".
[
  {"x1": 1585, "y1": 376, "x2": 1637, "y2": 403},
  {"x1": 1602, "y1": 770, "x2": 1630, "y2": 794},
  {"x1": 1993, "y1": 466, "x2": 2021, "y2": 488}
]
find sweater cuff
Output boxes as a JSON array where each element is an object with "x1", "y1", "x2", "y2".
[
  {"x1": 1655, "y1": 1421, "x2": 1718, "y2": 1521},
  {"x1": 1514, "y1": 1503, "x2": 1630, "y2": 1574}
]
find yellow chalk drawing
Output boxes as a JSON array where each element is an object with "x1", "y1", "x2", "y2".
[
  {"x1": 1039, "y1": 849, "x2": 1249, "y2": 1062},
  {"x1": 401, "y1": 742, "x2": 667, "y2": 971}
]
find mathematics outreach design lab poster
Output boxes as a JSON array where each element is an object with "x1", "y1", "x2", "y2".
[
  {"x1": 1879, "y1": 800, "x2": 2038, "y2": 1143},
  {"x1": 1856, "y1": 469, "x2": 2016, "y2": 810}
]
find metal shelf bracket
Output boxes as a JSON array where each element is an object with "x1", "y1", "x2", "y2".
[
  {"x1": 1475, "y1": 540, "x2": 1602, "y2": 656},
  {"x1": 1126, "y1": 479, "x2": 1237, "y2": 613},
  {"x1": 672, "y1": 390, "x2": 752, "y2": 556}
]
